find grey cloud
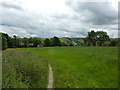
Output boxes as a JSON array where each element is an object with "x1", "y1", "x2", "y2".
[
  {"x1": 1, "y1": 6, "x2": 46, "y2": 32},
  {"x1": 107, "y1": 26, "x2": 118, "y2": 31},
  {"x1": 66, "y1": 2, "x2": 117, "y2": 25},
  {"x1": 1, "y1": 2, "x2": 23, "y2": 10},
  {"x1": 58, "y1": 27, "x2": 87, "y2": 36}
]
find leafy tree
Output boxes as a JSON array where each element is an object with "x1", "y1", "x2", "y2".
[
  {"x1": 27, "y1": 37, "x2": 34, "y2": 47},
  {"x1": 2, "y1": 34, "x2": 7, "y2": 50},
  {"x1": 88, "y1": 30, "x2": 97, "y2": 46},
  {"x1": 118, "y1": 39, "x2": 120, "y2": 46},
  {"x1": 83, "y1": 37, "x2": 91, "y2": 46},
  {"x1": 51, "y1": 36, "x2": 61, "y2": 46},
  {"x1": 96, "y1": 31, "x2": 110, "y2": 46},
  {"x1": 17, "y1": 38, "x2": 24, "y2": 47},
  {"x1": 32, "y1": 38, "x2": 41, "y2": 47},
  {"x1": 2, "y1": 33, "x2": 15, "y2": 48},
  {"x1": 84, "y1": 30, "x2": 110, "y2": 46},
  {"x1": 44, "y1": 38, "x2": 51, "y2": 47},
  {"x1": 0, "y1": 33, "x2": 2, "y2": 50},
  {"x1": 7, "y1": 36, "x2": 14, "y2": 48},
  {"x1": 22, "y1": 37, "x2": 29, "y2": 47},
  {"x1": 36, "y1": 38, "x2": 41, "y2": 47},
  {"x1": 12, "y1": 35, "x2": 17, "y2": 48}
]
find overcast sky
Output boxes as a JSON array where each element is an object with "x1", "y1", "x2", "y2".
[{"x1": 0, "y1": 0, "x2": 119, "y2": 38}]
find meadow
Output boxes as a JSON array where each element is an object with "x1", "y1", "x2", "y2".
[
  {"x1": 20, "y1": 46, "x2": 118, "y2": 88},
  {"x1": 2, "y1": 46, "x2": 118, "y2": 88}
]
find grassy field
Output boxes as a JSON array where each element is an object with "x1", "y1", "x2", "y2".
[
  {"x1": 18, "y1": 46, "x2": 118, "y2": 88},
  {"x1": 2, "y1": 49, "x2": 48, "y2": 88}
]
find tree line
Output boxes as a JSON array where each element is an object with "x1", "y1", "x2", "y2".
[
  {"x1": 1, "y1": 30, "x2": 119, "y2": 50},
  {"x1": 1, "y1": 33, "x2": 64, "y2": 50}
]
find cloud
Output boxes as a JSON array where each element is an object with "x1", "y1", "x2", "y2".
[
  {"x1": 0, "y1": 0, "x2": 118, "y2": 38},
  {"x1": 1, "y1": 2, "x2": 23, "y2": 10},
  {"x1": 66, "y1": 2, "x2": 117, "y2": 25}
]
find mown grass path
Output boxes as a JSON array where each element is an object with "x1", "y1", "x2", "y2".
[{"x1": 48, "y1": 65, "x2": 53, "y2": 88}]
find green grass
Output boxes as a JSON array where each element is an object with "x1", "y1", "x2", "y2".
[
  {"x1": 2, "y1": 49, "x2": 48, "y2": 88},
  {"x1": 0, "y1": 51, "x2": 2, "y2": 89},
  {"x1": 19, "y1": 46, "x2": 118, "y2": 88},
  {"x1": 3, "y1": 47, "x2": 118, "y2": 88}
]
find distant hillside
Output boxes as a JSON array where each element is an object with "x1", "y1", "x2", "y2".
[
  {"x1": 66, "y1": 38, "x2": 85, "y2": 46},
  {"x1": 59, "y1": 37, "x2": 85, "y2": 46}
]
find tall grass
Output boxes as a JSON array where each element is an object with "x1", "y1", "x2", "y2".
[{"x1": 2, "y1": 49, "x2": 48, "y2": 88}]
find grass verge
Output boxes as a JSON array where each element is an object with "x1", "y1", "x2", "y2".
[{"x1": 2, "y1": 49, "x2": 48, "y2": 88}]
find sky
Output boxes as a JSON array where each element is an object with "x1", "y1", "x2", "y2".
[{"x1": 0, "y1": 0, "x2": 119, "y2": 38}]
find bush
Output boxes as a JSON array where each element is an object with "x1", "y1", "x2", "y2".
[
  {"x1": 103, "y1": 41, "x2": 111, "y2": 46},
  {"x1": 109, "y1": 40, "x2": 118, "y2": 46}
]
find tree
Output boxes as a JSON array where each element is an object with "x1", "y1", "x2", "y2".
[
  {"x1": 96, "y1": 31, "x2": 110, "y2": 46},
  {"x1": 0, "y1": 33, "x2": 2, "y2": 50},
  {"x1": 83, "y1": 37, "x2": 91, "y2": 46},
  {"x1": 2, "y1": 34, "x2": 8, "y2": 50},
  {"x1": 88, "y1": 30, "x2": 97, "y2": 46},
  {"x1": 22, "y1": 37, "x2": 29, "y2": 47},
  {"x1": 7, "y1": 36, "x2": 14, "y2": 48},
  {"x1": 51, "y1": 36, "x2": 61, "y2": 46},
  {"x1": 84, "y1": 30, "x2": 110, "y2": 46},
  {"x1": 32, "y1": 38, "x2": 41, "y2": 47},
  {"x1": 44, "y1": 38, "x2": 51, "y2": 47},
  {"x1": 12, "y1": 35, "x2": 17, "y2": 48}
]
